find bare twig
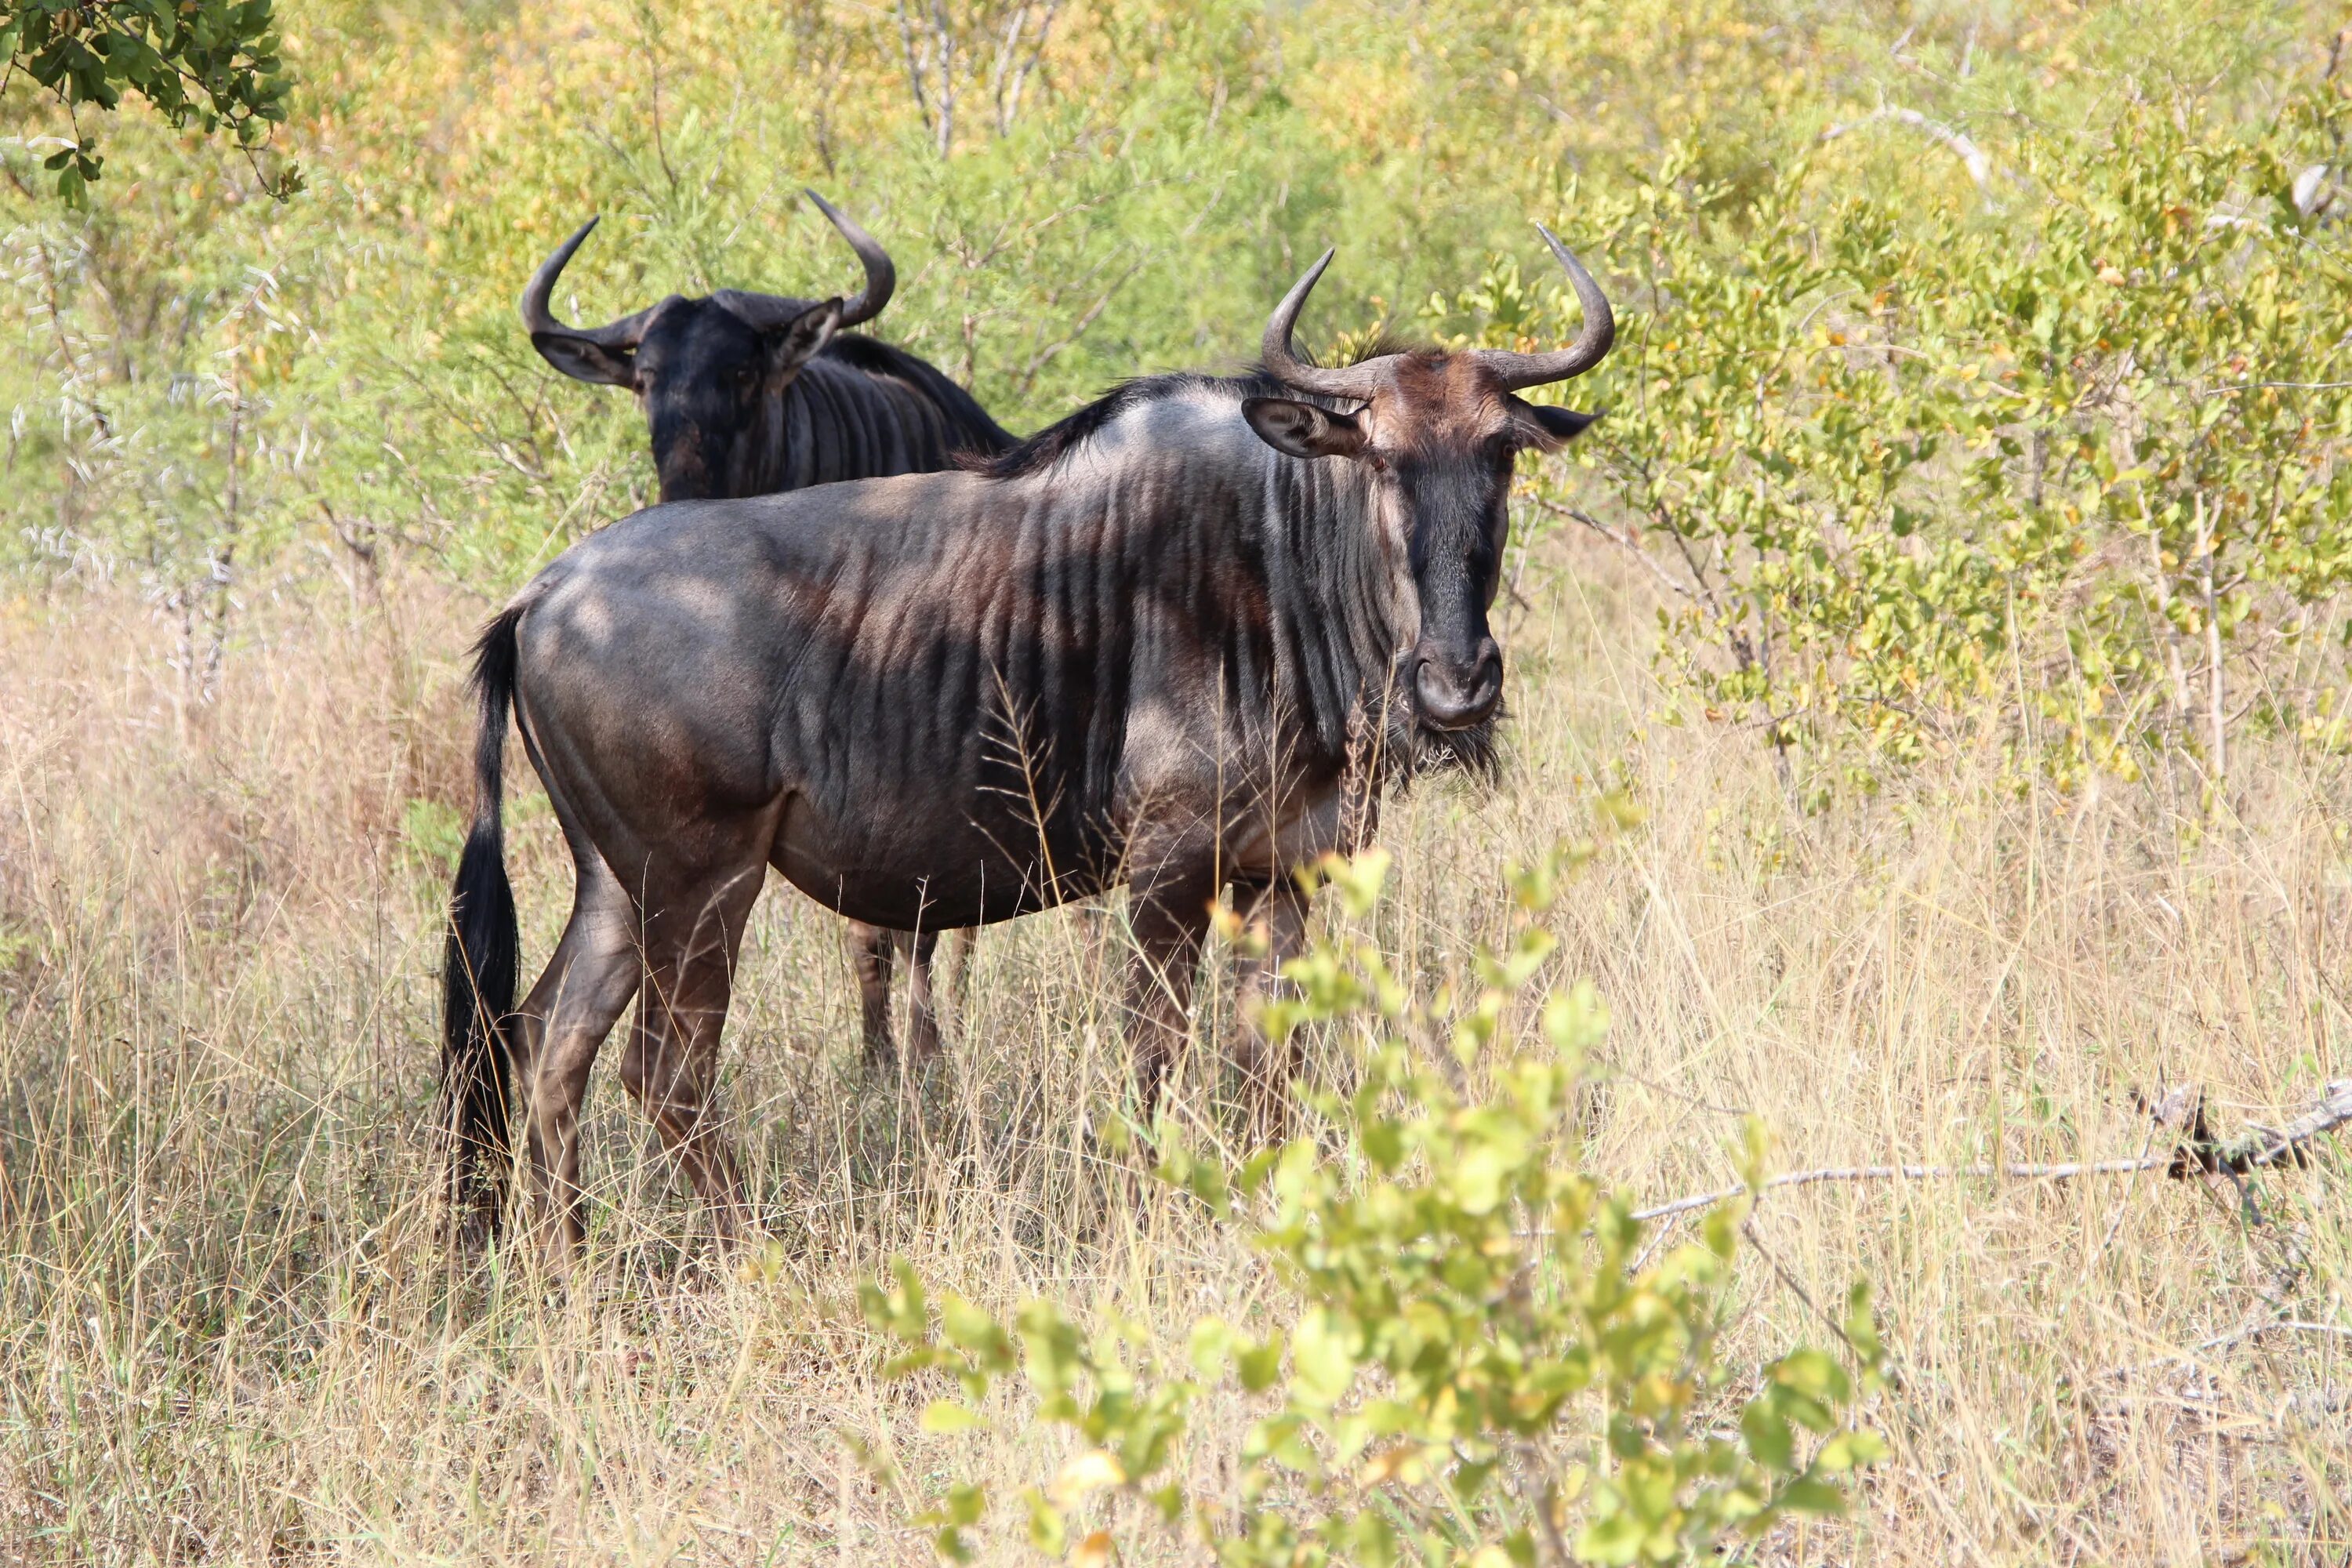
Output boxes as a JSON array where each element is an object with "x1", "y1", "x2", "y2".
[
  {"x1": 2201, "y1": 379, "x2": 2352, "y2": 395},
  {"x1": 1528, "y1": 495, "x2": 1696, "y2": 603},
  {"x1": 1820, "y1": 106, "x2": 1994, "y2": 192},
  {"x1": 1011, "y1": 252, "x2": 1145, "y2": 394},
  {"x1": 994, "y1": 0, "x2": 1062, "y2": 134},
  {"x1": 1632, "y1": 1080, "x2": 2352, "y2": 1225}
]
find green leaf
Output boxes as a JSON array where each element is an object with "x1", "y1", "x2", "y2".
[
  {"x1": 1777, "y1": 1476, "x2": 1849, "y2": 1516},
  {"x1": 1815, "y1": 1428, "x2": 1888, "y2": 1472},
  {"x1": 1772, "y1": 1348, "x2": 1850, "y2": 1405},
  {"x1": 1575, "y1": 1509, "x2": 1646, "y2": 1567},
  {"x1": 1187, "y1": 1317, "x2": 1233, "y2": 1382},
  {"x1": 920, "y1": 1399, "x2": 984, "y2": 1435},
  {"x1": 1021, "y1": 1487, "x2": 1066, "y2": 1555},
  {"x1": 1236, "y1": 1336, "x2": 1284, "y2": 1393},
  {"x1": 1289, "y1": 1309, "x2": 1356, "y2": 1404},
  {"x1": 1450, "y1": 1144, "x2": 1511, "y2": 1215},
  {"x1": 1741, "y1": 1403, "x2": 1795, "y2": 1472},
  {"x1": 939, "y1": 1294, "x2": 1014, "y2": 1371}
]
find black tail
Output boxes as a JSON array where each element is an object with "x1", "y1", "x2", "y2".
[{"x1": 441, "y1": 607, "x2": 524, "y2": 1243}]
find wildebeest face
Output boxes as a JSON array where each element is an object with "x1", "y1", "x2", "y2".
[
  {"x1": 520, "y1": 192, "x2": 894, "y2": 502},
  {"x1": 613, "y1": 297, "x2": 841, "y2": 502},
  {"x1": 1243, "y1": 229, "x2": 1613, "y2": 735},
  {"x1": 1243, "y1": 358, "x2": 1598, "y2": 731}
]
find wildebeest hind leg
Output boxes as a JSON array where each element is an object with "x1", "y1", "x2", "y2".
[
  {"x1": 854, "y1": 925, "x2": 945, "y2": 1068},
  {"x1": 1232, "y1": 877, "x2": 1311, "y2": 1142},
  {"x1": 620, "y1": 862, "x2": 767, "y2": 1242},
  {"x1": 851, "y1": 921, "x2": 897, "y2": 1063},
  {"x1": 510, "y1": 847, "x2": 643, "y2": 1267},
  {"x1": 902, "y1": 928, "x2": 942, "y2": 1061}
]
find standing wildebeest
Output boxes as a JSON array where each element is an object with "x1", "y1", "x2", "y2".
[
  {"x1": 523, "y1": 190, "x2": 1014, "y2": 1060},
  {"x1": 446, "y1": 230, "x2": 1611, "y2": 1258}
]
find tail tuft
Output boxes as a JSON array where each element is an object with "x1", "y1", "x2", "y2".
[{"x1": 441, "y1": 608, "x2": 524, "y2": 1243}]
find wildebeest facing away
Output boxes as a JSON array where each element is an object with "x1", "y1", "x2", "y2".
[
  {"x1": 447, "y1": 230, "x2": 1612, "y2": 1258},
  {"x1": 523, "y1": 190, "x2": 1014, "y2": 1060}
]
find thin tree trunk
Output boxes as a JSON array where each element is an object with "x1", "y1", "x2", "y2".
[
  {"x1": 931, "y1": 0, "x2": 956, "y2": 154},
  {"x1": 2196, "y1": 493, "x2": 2226, "y2": 787},
  {"x1": 200, "y1": 394, "x2": 245, "y2": 707}
]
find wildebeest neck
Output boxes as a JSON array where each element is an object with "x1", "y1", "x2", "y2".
[
  {"x1": 985, "y1": 370, "x2": 1486, "y2": 783},
  {"x1": 655, "y1": 330, "x2": 1015, "y2": 501}
]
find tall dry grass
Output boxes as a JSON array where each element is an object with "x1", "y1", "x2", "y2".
[{"x1": 1, "y1": 535, "x2": 2346, "y2": 1564}]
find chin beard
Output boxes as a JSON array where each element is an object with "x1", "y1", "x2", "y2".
[
  {"x1": 1341, "y1": 666, "x2": 1504, "y2": 800},
  {"x1": 1369, "y1": 690, "x2": 1502, "y2": 789},
  {"x1": 1407, "y1": 708, "x2": 1502, "y2": 782}
]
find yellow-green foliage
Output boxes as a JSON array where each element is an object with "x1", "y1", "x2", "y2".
[
  {"x1": 1486, "y1": 78, "x2": 2352, "y2": 799},
  {"x1": 864, "y1": 847, "x2": 1890, "y2": 1566},
  {"x1": 0, "y1": 0, "x2": 298, "y2": 204},
  {"x1": 3, "y1": 9, "x2": 2351, "y2": 1554},
  {"x1": 5, "y1": 0, "x2": 2347, "y2": 792}
]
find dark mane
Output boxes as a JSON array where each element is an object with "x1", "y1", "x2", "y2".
[{"x1": 820, "y1": 332, "x2": 1017, "y2": 454}]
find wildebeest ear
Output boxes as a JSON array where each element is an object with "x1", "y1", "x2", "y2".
[
  {"x1": 766, "y1": 299, "x2": 844, "y2": 374},
  {"x1": 1242, "y1": 397, "x2": 1367, "y2": 460},
  {"x1": 531, "y1": 332, "x2": 637, "y2": 387},
  {"x1": 1514, "y1": 400, "x2": 1602, "y2": 448}
]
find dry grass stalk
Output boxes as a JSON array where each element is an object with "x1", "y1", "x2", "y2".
[{"x1": 1, "y1": 532, "x2": 2345, "y2": 1563}]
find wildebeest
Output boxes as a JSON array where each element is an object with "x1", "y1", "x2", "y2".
[
  {"x1": 523, "y1": 190, "x2": 1015, "y2": 1059},
  {"x1": 447, "y1": 230, "x2": 1611, "y2": 1258}
]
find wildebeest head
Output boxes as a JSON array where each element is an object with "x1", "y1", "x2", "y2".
[
  {"x1": 1241, "y1": 229, "x2": 1611, "y2": 735},
  {"x1": 519, "y1": 191, "x2": 897, "y2": 500}
]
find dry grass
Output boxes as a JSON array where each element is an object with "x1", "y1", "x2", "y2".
[{"x1": 2, "y1": 538, "x2": 2347, "y2": 1565}]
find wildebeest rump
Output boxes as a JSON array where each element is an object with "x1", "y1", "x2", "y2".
[
  {"x1": 446, "y1": 230, "x2": 1613, "y2": 1258},
  {"x1": 523, "y1": 190, "x2": 1016, "y2": 1058}
]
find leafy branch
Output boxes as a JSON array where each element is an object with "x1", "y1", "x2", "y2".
[
  {"x1": 858, "y1": 836, "x2": 1887, "y2": 1566},
  {"x1": 1, "y1": 0, "x2": 299, "y2": 204}
]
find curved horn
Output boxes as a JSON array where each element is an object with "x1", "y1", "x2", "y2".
[
  {"x1": 518, "y1": 216, "x2": 655, "y2": 348},
  {"x1": 1472, "y1": 225, "x2": 1615, "y2": 390},
  {"x1": 1260, "y1": 249, "x2": 1396, "y2": 401},
  {"x1": 805, "y1": 189, "x2": 895, "y2": 328}
]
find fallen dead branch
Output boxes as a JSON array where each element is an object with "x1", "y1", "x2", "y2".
[{"x1": 1632, "y1": 1080, "x2": 2352, "y2": 1225}]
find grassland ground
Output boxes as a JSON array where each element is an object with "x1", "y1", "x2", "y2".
[{"x1": 1, "y1": 530, "x2": 2346, "y2": 1563}]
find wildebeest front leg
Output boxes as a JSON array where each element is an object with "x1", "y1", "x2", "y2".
[
  {"x1": 1232, "y1": 876, "x2": 1312, "y2": 1140},
  {"x1": 509, "y1": 846, "x2": 643, "y2": 1266},
  {"x1": 1126, "y1": 858, "x2": 1218, "y2": 1127},
  {"x1": 619, "y1": 864, "x2": 766, "y2": 1240}
]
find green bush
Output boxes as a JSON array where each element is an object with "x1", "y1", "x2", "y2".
[
  {"x1": 5, "y1": 1, "x2": 2347, "y2": 794},
  {"x1": 1474, "y1": 72, "x2": 2352, "y2": 801},
  {"x1": 862, "y1": 842, "x2": 1886, "y2": 1565},
  {"x1": 2, "y1": 0, "x2": 298, "y2": 202}
]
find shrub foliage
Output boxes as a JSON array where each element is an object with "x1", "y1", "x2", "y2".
[
  {"x1": 2, "y1": 0, "x2": 296, "y2": 201},
  {"x1": 862, "y1": 846, "x2": 1887, "y2": 1565}
]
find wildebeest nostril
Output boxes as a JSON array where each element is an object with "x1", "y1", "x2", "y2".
[{"x1": 1413, "y1": 641, "x2": 1503, "y2": 730}]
